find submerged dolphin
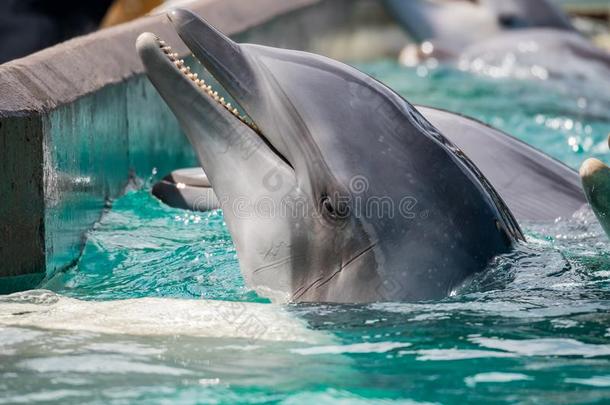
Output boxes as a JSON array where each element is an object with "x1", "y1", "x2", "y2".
[{"x1": 137, "y1": 9, "x2": 524, "y2": 303}]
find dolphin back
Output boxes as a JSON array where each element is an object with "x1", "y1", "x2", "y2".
[{"x1": 419, "y1": 106, "x2": 586, "y2": 222}]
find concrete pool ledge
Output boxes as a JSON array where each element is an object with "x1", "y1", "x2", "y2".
[{"x1": 0, "y1": 0, "x2": 406, "y2": 293}]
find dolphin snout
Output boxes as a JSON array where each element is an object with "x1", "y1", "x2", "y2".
[{"x1": 167, "y1": 8, "x2": 194, "y2": 25}]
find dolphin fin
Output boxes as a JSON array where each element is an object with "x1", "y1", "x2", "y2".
[{"x1": 581, "y1": 157, "x2": 610, "y2": 238}]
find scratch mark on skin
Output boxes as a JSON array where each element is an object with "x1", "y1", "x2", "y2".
[
  {"x1": 252, "y1": 254, "x2": 307, "y2": 274},
  {"x1": 259, "y1": 241, "x2": 291, "y2": 262},
  {"x1": 292, "y1": 243, "x2": 378, "y2": 301}
]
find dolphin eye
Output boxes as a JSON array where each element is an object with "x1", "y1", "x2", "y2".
[{"x1": 320, "y1": 195, "x2": 350, "y2": 221}]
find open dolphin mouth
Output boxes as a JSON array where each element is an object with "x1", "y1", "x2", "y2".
[
  {"x1": 152, "y1": 36, "x2": 260, "y2": 134},
  {"x1": 142, "y1": 26, "x2": 295, "y2": 171}
]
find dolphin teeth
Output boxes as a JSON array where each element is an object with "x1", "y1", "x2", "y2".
[{"x1": 158, "y1": 37, "x2": 261, "y2": 135}]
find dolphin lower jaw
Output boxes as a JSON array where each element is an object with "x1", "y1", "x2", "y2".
[{"x1": 237, "y1": 214, "x2": 379, "y2": 303}]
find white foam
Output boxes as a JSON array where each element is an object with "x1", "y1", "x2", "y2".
[
  {"x1": 18, "y1": 355, "x2": 191, "y2": 375},
  {"x1": 0, "y1": 290, "x2": 323, "y2": 344},
  {"x1": 565, "y1": 376, "x2": 610, "y2": 387},
  {"x1": 465, "y1": 372, "x2": 532, "y2": 388},
  {"x1": 290, "y1": 342, "x2": 409, "y2": 355},
  {"x1": 413, "y1": 349, "x2": 516, "y2": 361},
  {"x1": 471, "y1": 336, "x2": 610, "y2": 357}
]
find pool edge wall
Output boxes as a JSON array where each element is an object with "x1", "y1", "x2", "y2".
[{"x1": 0, "y1": 0, "x2": 406, "y2": 293}]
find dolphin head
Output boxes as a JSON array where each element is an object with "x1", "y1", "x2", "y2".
[{"x1": 137, "y1": 9, "x2": 523, "y2": 303}]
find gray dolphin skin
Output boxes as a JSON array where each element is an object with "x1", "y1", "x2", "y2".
[{"x1": 137, "y1": 8, "x2": 524, "y2": 303}]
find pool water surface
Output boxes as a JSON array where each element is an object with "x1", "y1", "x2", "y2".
[{"x1": 2, "y1": 59, "x2": 610, "y2": 404}]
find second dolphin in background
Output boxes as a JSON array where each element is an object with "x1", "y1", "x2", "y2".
[{"x1": 384, "y1": 0, "x2": 610, "y2": 82}]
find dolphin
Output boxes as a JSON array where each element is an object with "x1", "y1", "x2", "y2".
[
  {"x1": 136, "y1": 8, "x2": 524, "y2": 303},
  {"x1": 381, "y1": 0, "x2": 501, "y2": 58},
  {"x1": 384, "y1": 0, "x2": 610, "y2": 82},
  {"x1": 382, "y1": 0, "x2": 574, "y2": 59},
  {"x1": 152, "y1": 167, "x2": 218, "y2": 211},
  {"x1": 457, "y1": 28, "x2": 610, "y2": 82}
]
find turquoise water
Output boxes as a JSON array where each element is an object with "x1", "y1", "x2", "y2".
[{"x1": 3, "y1": 60, "x2": 610, "y2": 404}]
